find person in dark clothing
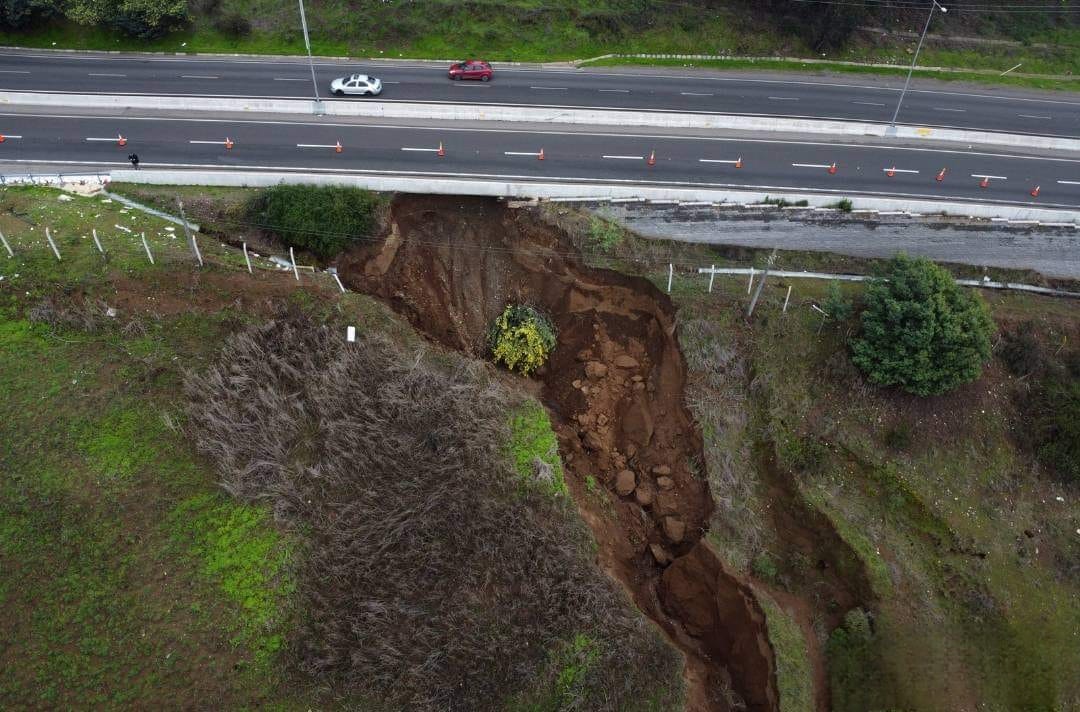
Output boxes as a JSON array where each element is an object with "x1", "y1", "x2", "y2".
[{"x1": 128, "y1": 153, "x2": 139, "y2": 169}]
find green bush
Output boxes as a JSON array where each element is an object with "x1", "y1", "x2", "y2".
[
  {"x1": 1032, "y1": 376, "x2": 1080, "y2": 484},
  {"x1": 247, "y1": 184, "x2": 383, "y2": 260},
  {"x1": 63, "y1": 0, "x2": 188, "y2": 38},
  {"x1": 823, "y1": 280, "x2": 854, "y2": 322},
  {"x1": 851, "y1": 255, "x2": 994, "y2": 397},
  {"x1": 586, "y1": 216, "x2": 624, "y2": 252},
  {"x1": 487, "y1": 304, "x2": 557, "y2": 376}
]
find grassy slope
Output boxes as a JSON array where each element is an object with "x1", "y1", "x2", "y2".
[
  {"x1": 1, "y1": 185, "x2": 677, "y2": 709},
  {"x1": 1, "y1": 2, "x2": 1078, "y2": 91},
  {"x1": 0, "y1": 188, "x2": 298, "y2": 707}
]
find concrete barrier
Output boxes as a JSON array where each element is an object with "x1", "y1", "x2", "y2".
[
  {"x1": 106, "y1": 169, "x2": 1080, "y2": 224},
  {"x1": 4, "y1": 91, "x2": 1078, "y2": 153}
]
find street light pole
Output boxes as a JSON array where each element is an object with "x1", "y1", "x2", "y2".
[
  {"x1": 297, "y1": 0, "x2": 322, "y2": 111},
  {"x1": 889, "y1": 0, "x2": 946, "y2": 128}
]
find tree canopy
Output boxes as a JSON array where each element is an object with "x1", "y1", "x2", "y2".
[{"x1": 851, "y1": 255, "x2": 994, "y2": 397}]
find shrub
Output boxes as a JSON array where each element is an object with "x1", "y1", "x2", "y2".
[
  {"x1": 64, "y1": 0, "x2": 189, "y2": 39},
  {"x1": 1031, "y1": 375, "x2": 1080, "y2": 484},
  {"x1": 213, "y1": 9, "x2": 250, "y2": 37},
  {"x1": 247, "y1": 184, "x2": 383, "y2": 260},
  {"x1": 998, "y1": 324, "x2": 1043, "y2": 377},
  {"x1": 823, "y1": 281, "x2": 854, "y2": 322},
  {"x1": 851, "y1": 255, "x2": 994, "y2": 397},
  {"x1": 488, "y1": 304, "x2": 557, "y2": 376},
  {"x1": 587, "y1": 216, "x2": 624, "y2": 252}
]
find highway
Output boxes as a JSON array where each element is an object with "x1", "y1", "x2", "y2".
[
  {"x1": 1, "y1": 49, "x2": 1079, "y2": 139},
  {"x1": 2, "y1": 111, "x2": 1079, "y2": 208}
]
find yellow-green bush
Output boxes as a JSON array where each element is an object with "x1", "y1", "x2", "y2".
[{"x1": 488, "y1": 305, "x2": 557, "y2": 376}]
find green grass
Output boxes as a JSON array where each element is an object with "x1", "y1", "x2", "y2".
[
  {"x1": 507, "y1": 399, "x2": 567, "y2": 496},
  {"x1": 757, "y1": 594, "x2": 814, "y2": 712}
]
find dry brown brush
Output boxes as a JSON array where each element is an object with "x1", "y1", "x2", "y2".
[{"x1": 184, "y1": 310, "x2": 681, "y2": 710}]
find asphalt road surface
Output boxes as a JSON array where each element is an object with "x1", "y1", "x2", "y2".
[
  {"x1": 2, "y1": 49, "x2": 1079, "y2": 139},
  {"x1": 3, "y1": 112, "x2": 1080, "y2": 208},
  {"x1": 602, "y1": 204, "x2": 1080, "y2": 279}
]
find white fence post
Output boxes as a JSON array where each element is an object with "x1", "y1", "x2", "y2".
[
  {"x1": 141, "y1": 232, "x2": 154, "y2": 264},
  {"x1": 782, "y1": 285, "x2": 793, "y2": 314},
  {"x1": 45, "y1": 227, "x2": 61, "y2": 261},
  {"x1": 667, "y1": 263, "x2": 673, "y2": 293},
  {"x1": 289, "y1": 246, "x2": 299, "y2": 281},
  {"x1": 0, "y1": 229, "x2": 13, "y2": 258},
  {"x1": 747, "y1": 267, "x2": 755, "y2": 294},
  {"x1": 708, "y1": 264, "x2": 715, "y2": 293},
  {"x1": 331, "y1": 273, "x2": 346, "y2": 293},
  {"x1": 92, "y1": 228, "x2": 105, "y2": 256},
  {"x1": 242, "y1": 242, "x2": 252, "y2": 274}
]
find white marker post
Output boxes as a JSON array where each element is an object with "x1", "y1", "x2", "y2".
[
  {"x1": 45, "y1": 227, "x2": 61, "y2": 260},
  {"x1": 242, "y1": 242, "x2": 252, "y2": 274},
  {"x1": 331, "y1": 273, "x2": 346, "y2": 293},
  {"x1": 747, "y1": 267, "x2": 755, "y2": 294},
  {"x1": 177, "y1": 198, "x2": 202, "y2": 267},
  {"x1": 708, "y1": 264, "x2": 716, "y2": 293},
  {"x1": 92, "y1": 228, "x2": 105, "y2": 256},
  {"x1": 289, "y1": 246, "x2": 299, "y2": 281},
  {"x1": 141, "y1": 232, "x2": 154, "y2": 265},
  {"x1": 667, "y1": 263, "x2": 673, "y2": 293},
  {"x1": 346, "y1": 325, "x2": 357, "y2": 343},
  {"x1": 782, "y1": 285, "x2": 793, "y2": 314},
  {"x1": 0, "y1": 228, "x2": 13, "y2": 258}
]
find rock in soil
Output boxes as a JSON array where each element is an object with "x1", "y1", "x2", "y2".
[
  {"x1": 650, "y1": 543, "x2": 672, "y2": 566},
  {"x1": 663, "y1": 516, "x2": 686, "y2": 543},
  {"x1": 656, "y1": 476, "x2": 675, "y2": 490},
  {"x1": 635, "y1": 484, "x2": 656, "y2": 506},
  {"x1": 652, "y1": 464, "x2": 672, "y2": 476},
  {"x1": 585, "y1": 361, "x2": 609, "y2": 379},
  {"x1": 615, "y1": 469, "x2": 637, "y2": 496},
  {"x1": 614, "y1": 354, "x2": 640, "y2": 369}
]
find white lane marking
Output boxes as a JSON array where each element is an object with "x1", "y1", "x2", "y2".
[
  {"x1": 768, "y1": 96, "x2": 800, "y2": 101},
  {"x1": 401, "y1": 147, "x2": 440, "y2": 152},
  {"x1": 793, "y1": 163, "x2": 832, "y2": 169},
  {"x1": 933, "y1": 107, "x2": 966, "y2": 112},
  {"x1": 1018, "y1": 114, "x2": 1052, "y2": 120},
  {"x1": 1057, "y1": 180, "x2": 1080, "y2": 185},
  {"x1": 382, "y1": 81, "x2": 400, "y2": 84},
  {"x1": 181, "y1": 75, "x2": 219, "y2": 79},
  {"x1": 883, "y1": 168, "x2": 920, "y2": 174},
  {"x1": 972, "y1": 174, "x2": 1007, "y2": 180},
  {"x1": 297, "y1": 143, "x2": 340, "y2": 148},
  {"x1": 189, "y1": 139, "x2": 228, "y2": 144},
  {"x1": 530, "y1": 86, "x2": 567, "y2": 90},
  {"x1": 451, "y1": 82, "x2": 489, "y2": 87},
  {"x1": 504, "y1": 150, "x2": 542, "y2": 156},
  {"x1": 10, "y1": 157, "x2": 1080, "y2": 209},
  {"x1": 853, "y1": 101, "x2": 886, "y2": 106},
  {"x1": 700, "y1": 158, "x2": 740, "y2": 164},
  {"x1": 14, "y1": 110, "x2": 1080, "y2": 164},
  {"x1": 88, "y1": 72, "x2": 126, "y2": 77},
  {"x1": 0, "y1": 134, "x2": 23, "y2": 138},
  {"x1": 603, "y1": 155, "x2": 644, "y2": 160},
  {"x1": 273, "y1": 77, "x2": 308, "y2": 81},
  {"x1": 85, "y1": 136, "x2": 124, "y2": 141},
  {"x1": 0, "y1": 70, "x2": 30, "y2": 74},
  {"x1": 681, "y1": 92, "x2": 713, "y2": 96},
  {"x1": 599, "y1": 89, "x2": 629, "y2": 93}
]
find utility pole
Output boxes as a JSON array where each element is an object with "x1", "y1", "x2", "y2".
[
  {"x1": 298, "y1": 0, "x2": 322, "y2": 114},
  {"x1": 889, "y1": 0, "x2": 946, "y2": 131}
]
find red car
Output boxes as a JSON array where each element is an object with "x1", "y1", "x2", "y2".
[{"x1": 448, "y1": 60, "x2": 493, "y2": 82}]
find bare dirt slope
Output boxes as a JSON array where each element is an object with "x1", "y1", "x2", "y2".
[{"x1": 339, "y1": 195, "x2": 778, "y2": 711}]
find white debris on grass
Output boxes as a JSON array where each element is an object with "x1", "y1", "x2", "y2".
[{"x1": 57, "y1": 195, "x2": 72, "y2": 202}]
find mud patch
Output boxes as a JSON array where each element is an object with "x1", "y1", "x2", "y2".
[{"x1": 339, "y1": 196, "x2": 778, "y2": 711}]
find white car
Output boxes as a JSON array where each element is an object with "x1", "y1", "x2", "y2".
[{"x1": 329, "y1": 74, "x2": 383, "y2": 97}]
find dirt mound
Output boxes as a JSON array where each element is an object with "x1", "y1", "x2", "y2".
[{"x1": 339, "y1": 196, "x2": 778, "y2": 711}]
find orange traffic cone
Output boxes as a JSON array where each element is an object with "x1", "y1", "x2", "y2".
[
  {"x1": 538, "y1": 148, "x2": 545, "y2": 161},
  {"x1": 734, "y1": 156, "x2": 743, "y2": 169},
  {"x1": 224, "y1": 137, "x2": 234, "y2": 150},
  {"x1": 828, "y1": 163, "x2": 837, "y2": 175},
  {"x1": 1030, "y1": 185, "x2": 1041, "y2": 198},
  {"x1": 335, "y1": 141, "x2": 342, "y2": 154},
  {"x1": 437, "y1": 142, "x2": 445, "y2": 157},
  {"x1": 0, "y1": 135, "x2": 5, "y2": 144},
  {"x1": 936, "y1": 168, "x2": 947, "y2": 182},
  {"x1": 886, "y1": 167, "x2": 896, "y2": 177},
  {"x1": 647, "y1": 150, "x2": 656, "y2": 166},
  {"x1": 980, "y1": 176, "x2": 990, "y2": 188},
  {"x1": 117, "y1": 134, "x2": 127, "y2": 147}
]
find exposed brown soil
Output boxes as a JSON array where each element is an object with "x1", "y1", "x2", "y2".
[{"x1": 338, "y1": 196, "x2": 779, "y2": 711}]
